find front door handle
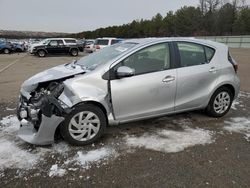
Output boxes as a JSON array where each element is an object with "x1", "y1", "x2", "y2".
[
  {"x1": 162, "y1": 76, "x2": 175, "y2": 83},
  {"x1": 209, "y1": 67, "x2": 217, "y2": 73}
]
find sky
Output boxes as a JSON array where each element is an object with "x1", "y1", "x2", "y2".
[{"x1": 0, "y1": 0, "x2": 248, "y2": 33}]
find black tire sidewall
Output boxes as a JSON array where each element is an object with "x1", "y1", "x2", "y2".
[
  {"x1": 4, "y1": 48, "x2": 10, "y2": 54},
  {"x1": 37, "y1": 50, "x2": 46, "y2": 57},
  {"x1": 60, "y1": 104, "x2": 106, "y2": 145},
  {"x1": 70, "y1": 49, "x2": 78, "y2": 56},
  {"x1": 206, "y1": 87, "x2": 233, "y2": 117}
]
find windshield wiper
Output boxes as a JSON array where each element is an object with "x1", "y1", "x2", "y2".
[{"x1": 65, "y1": 60, "x2": 78, "y2": 69}]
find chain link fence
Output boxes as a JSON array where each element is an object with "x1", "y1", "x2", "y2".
[{"x1": 196, "y1": 36, "x2": 250, "y2": 48}]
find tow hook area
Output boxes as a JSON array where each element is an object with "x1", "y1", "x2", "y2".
[{"x1": 18, "y1": 115, "x2": 65, "y2": 145}]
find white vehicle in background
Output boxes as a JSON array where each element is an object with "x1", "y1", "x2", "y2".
[
  {"x1": 84, "y1": 39, "x2": 95, "y2": 53},
  {"x1": 94, "y1": 37, "x2": 123, "y2": 52},
  {"x1": 28, "y1": 38, "x2": 49, "y2": 53}
]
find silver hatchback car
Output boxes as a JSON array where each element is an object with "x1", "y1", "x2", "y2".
[{"x1": 17, "y1": 38, "x2": 240, "y2": 145}]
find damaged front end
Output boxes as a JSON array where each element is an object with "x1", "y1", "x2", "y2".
[{"x1": 17, "y1": 81, "x2": 72, "y2": 145}]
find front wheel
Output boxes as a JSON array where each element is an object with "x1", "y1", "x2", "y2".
[
  {"x1": 37, "y1": 50, "x2": 46, "y2": 57},
  {"x1": 206, "y1": 87, "x2": 233, "y2": 117},
  {"x1": 60, "y1": 104, "x2": 106, "y2": 145}
]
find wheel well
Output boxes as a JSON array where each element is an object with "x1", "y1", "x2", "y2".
[
  {"x1": 37, "y1": 49, "x2": 46, "y2": 53},
  {"x1": 55, "y1": 101, "x2": 108, "y2": 140},
  {"x1": 75, "y1": 101, "x2": 108, "y2": 118},
  {"x1": 218, "y1": 84, "x2": 235, "y2": 98},
  {"x1": 70, "y1": 48, "x2": 78, "y2": 51}
]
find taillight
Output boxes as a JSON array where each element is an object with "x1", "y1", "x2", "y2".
[{"x1": 96, "y1": 45, "x2": 100, "y2": 49}]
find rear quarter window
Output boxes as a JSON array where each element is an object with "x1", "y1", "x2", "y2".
[
  {"x1": 205, "y1": 46, "x2": 215, "y2": 62},
  {"x1": 64, "y1": 40, "x2": 76, "y2": 43}
]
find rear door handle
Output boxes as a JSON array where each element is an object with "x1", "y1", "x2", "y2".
[
  {"x1": 209, "y1": 67, "x2": 217, "y2": 73},
  {"x1": 162, "y1": 76, "x2": 175, "y2": 83}
]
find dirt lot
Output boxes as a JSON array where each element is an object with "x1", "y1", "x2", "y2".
[{"x1": 0, "y1": 49, "x2": 250, "y2": 188}]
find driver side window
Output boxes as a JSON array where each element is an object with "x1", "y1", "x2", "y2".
[
  {"x1": 119, "y1": 43, "x2": 171, "y2": 75},
  {"x1": 49, "y1": 40, "x2": 58, "y2": 46}
]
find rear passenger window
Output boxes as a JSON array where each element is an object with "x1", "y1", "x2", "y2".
[
  {"x1": 205, "y1": 47, "x2": 215, "y2": 62},
  {"x1": 96, "y1": 40, "x2": 109, "y2": 45},
  {"x1": 177, "y1": 42, "x2": 206, "y2": 67},
  {"x1": 58, "y1": 40, "x2": 64, "y2": 45},
  {"x1": 111, "y1": 40, "x2": 121, "y2": 45}
]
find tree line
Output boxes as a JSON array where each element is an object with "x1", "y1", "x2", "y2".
[{"x1": 69, "y1": 0, "x2": 250, "y2": 39}]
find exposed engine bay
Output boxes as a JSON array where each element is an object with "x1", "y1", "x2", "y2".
[{"x1": 18, "y1": 80, "x2": 70, "y2": 131}]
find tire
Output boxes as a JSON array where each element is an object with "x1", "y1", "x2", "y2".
[
  {"x1": 3, "y1": 48, "x2": 10, "y2": 54},
  {"x1": 206, "y1": 87, "x2": 233, "y2": 117},
  {"x1": 70, "y1": 49, "x2": 78, "y2": 56},
  {"x1": 60, "y1": 104, "x2": 106, "y2": 145},
  {"x1": 37, "y1": 50, "x2": 46, "y2": 57}
]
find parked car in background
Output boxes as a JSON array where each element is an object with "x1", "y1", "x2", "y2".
[
  {"x1": 84, "y1": 39, "x2": 95, "y2": 53},
  {"x1": 0, "y1": 41, "x2": 14, "y2": 54},
  {"x1": 77, "y1": 39, "x2": 86, "y2": 49},
  {"x1": 28, "y1": 38, "x2": 49, "y2": 53},
  {"x1": 94, "y1": 37, "x2": 123, "y2": 52},
  {"x1": 17, "y1": 38, "x2": 240, "y2": 145},
  {"x1": 11, "y1": 42, "x2": 25, "y2": 52},
  {"x1": 28, "y1": 38, "x2": 41, "y2": 45},
  {"x1": 30, "y1": 38, "x2": 83, "y2": 57}
]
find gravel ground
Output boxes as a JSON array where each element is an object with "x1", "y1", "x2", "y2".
[{"x1": 0, "y1": 49, "x2": 250, "y2": 188}]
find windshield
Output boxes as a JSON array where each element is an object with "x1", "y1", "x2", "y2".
[
  {"x1": 42, "y1": 39, "x2": 50, "y2": 45},
  {"x1": 76, "y1": 42, "x2": 137, "y2": 70}
]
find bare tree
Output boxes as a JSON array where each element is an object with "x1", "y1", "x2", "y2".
[
  {"x1": 199, "y1": 0, "x2": 220, "y2": 13},
  {"x1": 206, "y1": 0, "x2": 220, "y2": 11},
  {"x1": 199, "y1": 0, "x2": 207, "y2": 14},
  {"x1": 220, "y1": 0, "x2": 246, "y2": 8}
]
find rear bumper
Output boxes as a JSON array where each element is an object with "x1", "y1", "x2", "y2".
[{"x1": 18, "y1": 115, "x2": 64, "y2": 145}]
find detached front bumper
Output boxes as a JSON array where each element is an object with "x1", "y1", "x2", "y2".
[
  {"x1": 18, "y1": 115, "x2": 64, "y2": 145},
  {"x1": 17, "y1": 92, "x2": 67, "y2": 145}
]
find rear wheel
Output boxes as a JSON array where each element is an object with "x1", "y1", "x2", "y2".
[
  {"x1": 60, "y1": 104, "x2": 106, "y2": 145},
  {"x1": 37, "y1": 50, "x2": 46, "y2": 57},
  {"x1": 70, "y1": 49, "x2": 78, "y2": 56},
  {"x1": 206, "y1": 87, "x2": 233, "y2": 117}
]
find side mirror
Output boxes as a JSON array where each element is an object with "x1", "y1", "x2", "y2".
[{"x1": 116, "y1": 66, "x2": 135, "y2": 78}]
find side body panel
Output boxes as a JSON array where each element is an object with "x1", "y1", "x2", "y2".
[
  {"x1": 110, "y1": 69, "x2": 177, "y2": 121},
  {"x1": 175, "y1": 62, "x2": 219, "y2": 111}
]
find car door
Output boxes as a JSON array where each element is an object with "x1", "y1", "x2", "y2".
[
  {"x1": 46, "y1": 40, "x2": 59, "y2": 54},
  {"x1": 57, "y1": 40, "x2": 67, "y2": 53},
  {"x1": 174, "y1": 41, "x2": 217, "y2": 111},
  {"x1": 110, "y1": 42, "x2": 177, "y2": 121}
]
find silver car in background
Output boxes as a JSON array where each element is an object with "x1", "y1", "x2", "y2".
[{"x1": 17, "y1": 38, "x2": 240, "y2": 145}]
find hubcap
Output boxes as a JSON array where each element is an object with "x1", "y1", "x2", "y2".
[
  {"x1": 39, "y1": 51, "x2": 45, "y2": 56},
  {"x1": 4, "y1": 49, "x2": 9, "y2": 54},
  {"x1": 213, "y1": 91, "x2": 231, "y2": 114},
  {"x1": 69, "y1": 111, "x2": 100, "y2": 141},
  {"x1": 72, "y1": 51, "x2": 77, "y2": 56}
]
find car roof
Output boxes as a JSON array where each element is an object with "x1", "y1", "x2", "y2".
[
  {"x1": 46, "y1": 38, "x2": 77, "y2": 40},
  {"x1": 124, "y1": 37, "x2": 227, "y2": 49},
  {"x1": 96, "y1": 37, "x2": 117, "y2": 40}
]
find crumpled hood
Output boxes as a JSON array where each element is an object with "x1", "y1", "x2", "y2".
[{"x1": 21, "y1": 63, "x2": 86, "y2": 99}]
